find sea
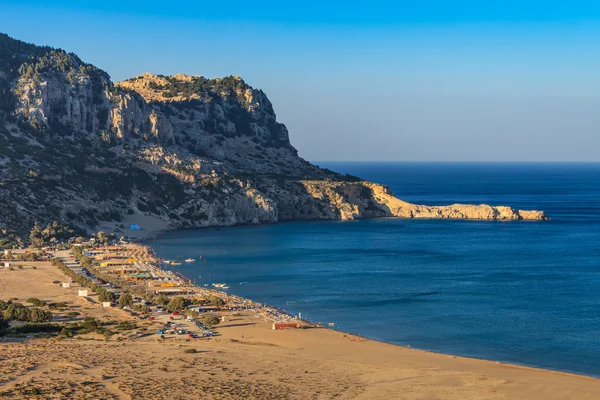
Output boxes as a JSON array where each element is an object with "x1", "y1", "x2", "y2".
[{"x1": 147, "y1": 162, "x2": 600, "y2": 377}]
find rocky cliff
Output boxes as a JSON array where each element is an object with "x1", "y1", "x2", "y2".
[{"x1": 0, "y1": 33, "x2": 546, "y2": 239}]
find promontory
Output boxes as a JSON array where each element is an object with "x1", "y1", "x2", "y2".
[{"x1": 0, "y1": 33, "x2": 546, "y2": 242}]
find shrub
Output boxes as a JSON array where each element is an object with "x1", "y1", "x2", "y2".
[
  {"x1": 9, "y1": 323, "x2": 62, "y2": 334},
  {"x1": 0, "y1": 314, "x2": 8, "y2": 336},
  {"x1": 80, "y1": 317, "x2": 100, "y2": 331},
  {"x1": 114, "y1": 322, "x2": 137, "y2": 331},
  {"x1": 60, "y1": 327, "x2": 74, "y2": 337},
  {"x1": 183, "y1": 348, "x2": 197, "y2": 354},
  {"x1": 26, "y1": 298, "x2": 46, "y2": 307},
  {"x1": 199, "y1": 315, "x2": 220, "y2": 327},
  {"x1": 0, "y1": 300, "x2": 12, "y2": 311}
]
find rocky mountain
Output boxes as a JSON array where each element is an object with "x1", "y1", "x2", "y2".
[{"x1": 0, "y1": 33, "x2": 546, "y2": 240}]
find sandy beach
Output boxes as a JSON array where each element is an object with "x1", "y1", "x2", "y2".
[{"x1": 1, "y1": 256, "x2": 600, "y2": 399}]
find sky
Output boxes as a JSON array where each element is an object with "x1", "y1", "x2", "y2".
[{"x1": 1, "y1": 1, "x2": 599, "y2": 161}]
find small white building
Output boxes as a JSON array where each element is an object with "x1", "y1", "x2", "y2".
[
  {"x1": 62, "y1": 282, "x2": 71, "y2": 288},
  {"x1": 78, "y1": 289, "x2": 88, "y2": 297},
  {"x1": 102, "y1": 302, "x2": 112, "y2": 308},
  {"x1": 2, "y1": 262, "x2": 10, "y2": 268}
]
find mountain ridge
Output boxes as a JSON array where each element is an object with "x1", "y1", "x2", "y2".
[{"x1": 0, "y1": 33, "x2": 546, "y2": 242}]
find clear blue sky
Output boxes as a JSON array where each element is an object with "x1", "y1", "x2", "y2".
[{"x1": 1, "y1": 1, "x2": 600, "y2": 161}]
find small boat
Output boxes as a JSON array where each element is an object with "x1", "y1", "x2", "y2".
[
  {"x1": 170, "y1": 261, "x2": 182, "y2": 266},
  {"x1": 185, "y1": 258, "x2": 195, "y2": 263}
]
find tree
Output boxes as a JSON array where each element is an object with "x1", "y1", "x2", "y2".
[
  {"x1": 3, "y1": 303, "x2": 28, "y2": 321},
  {"x1": 28, "y1": 308, "x2": 52, "y2": 323},
  {"x1": 97, "y1": 231, "x2": 108, "y2": 244},
  {"x1": 119, "y1": 293, "x2": 133, "y2": 307},
  {"x1": 98, "y1": 290, "x2": 116, "y2": 303},
  {"x1": 199, "y1": 315, "x2": 220, "y2": 327},
  {"x1": 156, "y1": 294, "x2": 169, "y2": 307},
  {"x1": 29, "y1": 223, "x2": 45, "y2": 248},
  {"x1": 166, "y1": 296, "x2": 189, "y2": 312},
  {"x1": 80, "y1": 256, "x2": 92, "y2": 268},
  {"x1": 209, "y1": 296, "x2": 225, "y2": 308},
  {"x1": 132, "y1": 304, "x2": 150, "y2": 313}
]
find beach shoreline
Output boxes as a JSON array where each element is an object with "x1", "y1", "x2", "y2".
[
  {"x1": 136, "y1": 239, "x2": 596, "y2": 381},
  {"x1": 2, "y1": 249, "x2": 600, "y2": 399},
  {"x1": 102, "y1": 209, "x2": 549, "y2": 244}
]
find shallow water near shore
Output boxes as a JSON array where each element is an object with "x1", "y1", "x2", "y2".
[{"x1": 148, "y1": 162, "x2": 600, "y2": 377}]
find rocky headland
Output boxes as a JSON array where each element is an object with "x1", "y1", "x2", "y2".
[{"x1": 0, "y1": 33, "x2": 546, "y2": 241}]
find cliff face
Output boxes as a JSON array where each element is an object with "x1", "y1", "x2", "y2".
[{"x1": 0, "y1": 33, "x2": 546, "y2": 238}]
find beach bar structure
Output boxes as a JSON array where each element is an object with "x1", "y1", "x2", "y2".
[
  {"x1": 100, "y1": 260, "x2": 134, "y2": 268},
  {"x1": 155, "y1": 288, "x2": 186, "y2": 295},
  {"x1": 272, "y1": 322, "x2": 300, "y2": 330},
  {"x1": 95, "y1": 253, "x2": 132, "y2": 261},
  {"x1": 126, "y1": 273, "x2": 153, "y2": 281},
  {"x1": 78, "y1": 289, "x2": 88, "y2": 297}
]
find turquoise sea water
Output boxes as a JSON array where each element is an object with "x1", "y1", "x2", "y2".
[{"x1": 148, "y1": 163, "x2": 600, "y2": 376}]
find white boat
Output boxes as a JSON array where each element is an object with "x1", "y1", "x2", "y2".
[{"x1": 185, "y1": 258, "x2": 195, "y2": 263}]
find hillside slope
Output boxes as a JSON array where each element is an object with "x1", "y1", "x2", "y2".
[{"x1": 0, "y1": 33, "x2": 546, "y2": 239}]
